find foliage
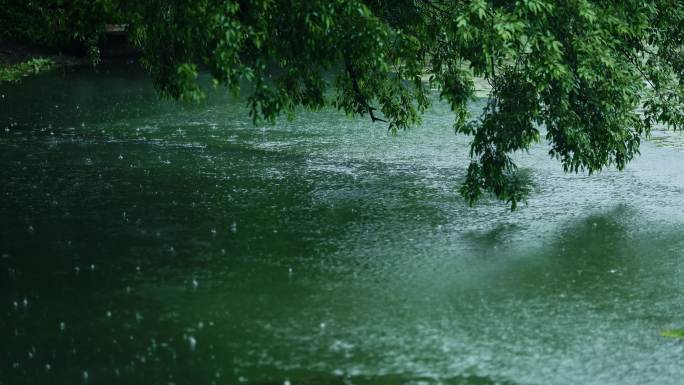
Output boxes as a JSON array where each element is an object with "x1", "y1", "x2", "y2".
[
  {"x1": 3, "y1": 1, "x2": 684, "y2": 209},
  {"x1": 661, "y1": 329, "x2": 684, "y2": 339},
  {"x1": 0, "y1": 0, "x2": 123, "y2": 63},
  {"x1": 0, "y1": 58, "x2": 54, "y2": 83}
]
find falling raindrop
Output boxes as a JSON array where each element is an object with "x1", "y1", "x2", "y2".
[
  {"x1": 211, "y1": 228, "x2": 217, "y2": 236},
  {"x1": 118, "y1": 154, "x2": 124, "y2": 160},
  {"x1": 188, "y1": 335, "x2": 197, "y2": 351},
  {"x1": 230, "y1": 222, "x2": 237, "y2": 233},
  {"x1": 106, "y1": 311, "x2": 112, "y2": 318},
  {"x1": 83, "y1": 370, "x2": 89, "y2": 382},
  {"x1": 59, "y1": 322, "x2": 66, "y2": 331}
]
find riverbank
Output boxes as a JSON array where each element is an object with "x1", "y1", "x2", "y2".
[{"x1": 0, "y1": 40, "x2": 87, "y2": 83}]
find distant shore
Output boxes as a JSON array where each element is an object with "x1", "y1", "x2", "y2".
[{"x1": 0, "y1": 40, "x2": 89, "y2": 83}]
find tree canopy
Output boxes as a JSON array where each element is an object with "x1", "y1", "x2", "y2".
[{"x1": 2, "y1": 0, "x2": 684, "y2": 209}]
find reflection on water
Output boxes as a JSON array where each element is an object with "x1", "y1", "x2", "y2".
[
  {"x1": 1, "y1": 65, "x2": 684, "y2": 385},
  {"x1": 648, "y1": 130, "x2": 684, "y2": 151}
]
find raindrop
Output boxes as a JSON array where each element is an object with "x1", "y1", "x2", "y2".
[
  {"x1": 609, "y1": 269, "x2": 617, "y2": 274},
  {"x1": 211, "y1": 228, "x2": 217, "y2": 236},
  {"x1": 13, "y1": 301, "x2": 18, "y2": 310},
  {"x1": 230, "y1": 222, "x2": 237, "y2": 233},
  {"x1": 284, "y1": 380, "x2": 291, "y2": 385},
  {"x1": 74, "y1": 266, "x2": 81, "y2": 274},
  {"x1": 288, "y1": 267, "x2": 293, "y2": 276},
  {"x1": 45, "y1": 363, "x2": 51, "y2": 371},
  {"x1": 22, "y1": 297, "x2": 28, "y2": 307},
  {"x1": 188, "y1": 335, "x2": 197, "y2": 351},
  {"x1": 83, "y1": 370, "x2": 89, "y2": 382},
  {"x1": 238, "y1": 376, "x2": 248, "y2": 383},
  {"x1": 60, "y1": 322, "x2": 66, "y2": 331},
  {"x1": 118, "y1": 154, "x2": 124, "y2": 160},
  {"x1": 28, "y1": 225, "x2": 34, "y2": 233},
  {"x1": 135, "y1": 312, "x2": 143, "y2": 322},
  {"x1": 320, "y1": 322, "x2": 326, "y2": 330},
  {"x1": 106, "y1": 311, "x2": 112, "y2": 318},
  {"x1": 89, "y1": 264, "x2": 95, "y2": 272},
  {"x1": 192, "y1": 279, "x2": 199, "y2": 289}
]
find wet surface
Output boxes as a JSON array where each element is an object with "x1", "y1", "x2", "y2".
[{"x1": 1, "y1": 65, "x2": 683, "y2": 385}]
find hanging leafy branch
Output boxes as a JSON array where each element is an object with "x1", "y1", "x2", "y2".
[{"x1": 2, "y1": 0, "x2": 684, "y2": 209}]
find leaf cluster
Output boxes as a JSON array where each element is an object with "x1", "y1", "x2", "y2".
[{"x1": 4, "y1": 1, "x2": 684, "y2": 209}]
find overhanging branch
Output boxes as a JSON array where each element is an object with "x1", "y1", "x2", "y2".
[{"x1": 345, "y1": 60, "x2": 388, "y2": 123}]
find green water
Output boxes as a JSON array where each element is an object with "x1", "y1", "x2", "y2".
[{"x1": 1, "y1": 65, "x2": 684, "y2": 385}]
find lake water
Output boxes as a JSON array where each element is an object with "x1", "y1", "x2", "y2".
[{"x1": 1, "y1": 64, "x2": 683, "y2": 385}]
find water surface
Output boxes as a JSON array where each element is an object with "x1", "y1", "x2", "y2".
[{"x1": 1, "y1": 65, "x2": 683, "y2": 385}]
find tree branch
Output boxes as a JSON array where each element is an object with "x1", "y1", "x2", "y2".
[{"x1": 345, "y1": 60, "x2": 388, "y2": 123}]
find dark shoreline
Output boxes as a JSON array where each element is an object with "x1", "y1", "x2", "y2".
[{"x1": 1, "y1": 38, "x2": 140, "y2": 83}]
